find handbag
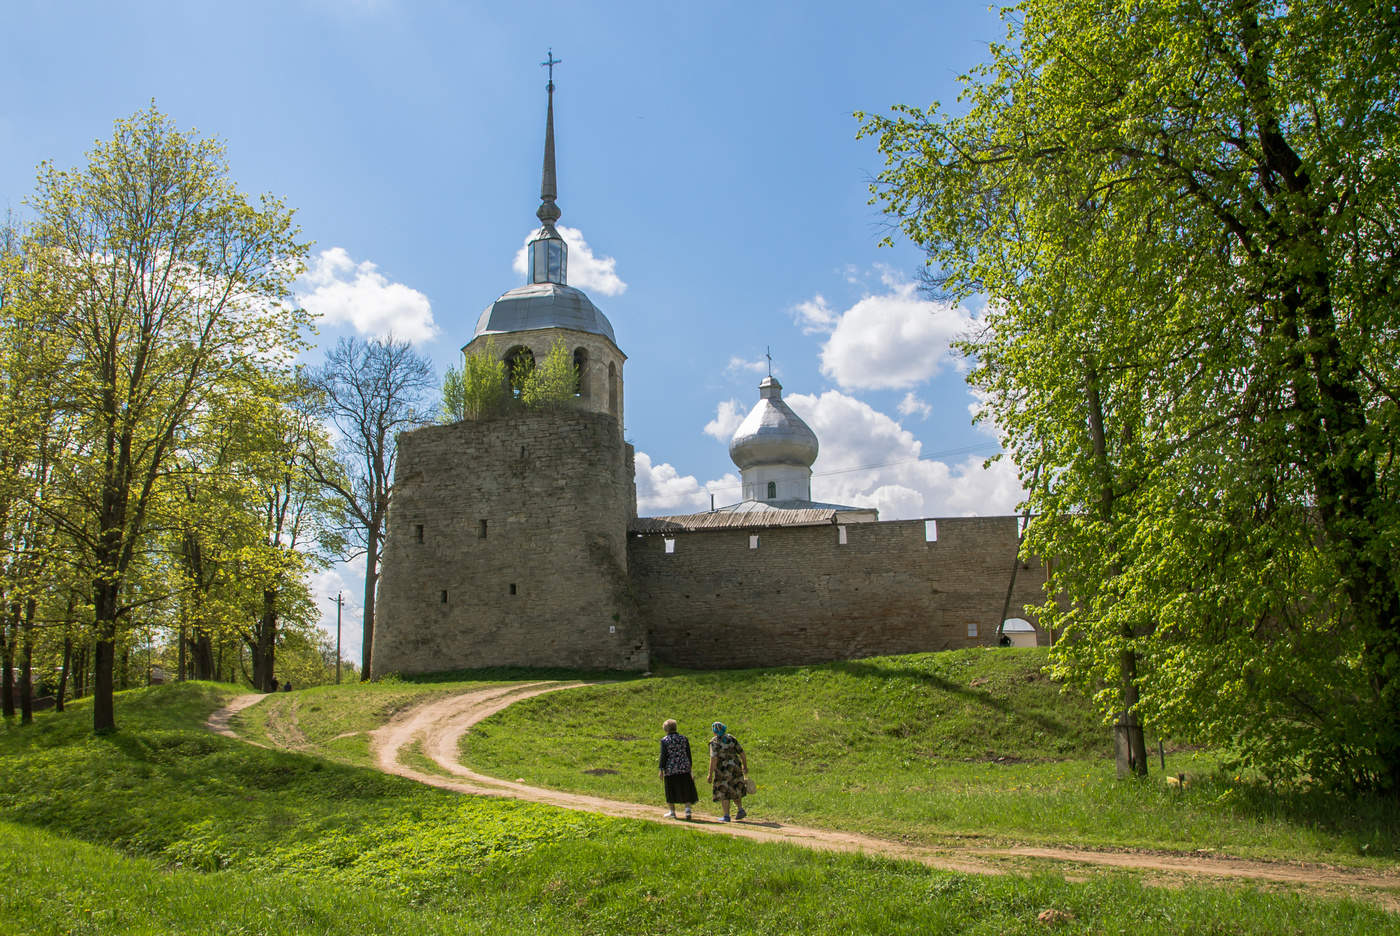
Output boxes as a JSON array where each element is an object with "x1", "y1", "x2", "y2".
[{"x1": 743, "y1": 776, "x2": 757, "y2": 795}]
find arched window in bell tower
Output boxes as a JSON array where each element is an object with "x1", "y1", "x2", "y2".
[
  {"x1": 573, "y1": 347, "x2": 588, "y2": 398},
  {"x1": 767, "y1": 481, "x2": 777, "y2": 500},
  {"x1": 608, "y1": 362, "x2": 618, "y2": 417},
  {"x1": 504, "y1": 346, "x2": 535, "y2": 398}
]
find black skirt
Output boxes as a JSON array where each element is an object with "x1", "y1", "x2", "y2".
[{"x1": 663, "y1": 772, "x2": 699, "y2": 804}]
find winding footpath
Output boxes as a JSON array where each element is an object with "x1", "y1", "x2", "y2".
[{"x1": 210, "y1": 682, "x2": 1400, "y2": 911}]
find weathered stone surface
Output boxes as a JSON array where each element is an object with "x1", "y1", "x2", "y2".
[
  {"x1": 373, "y1": 407, "x2": 646, "y2": 675},
  {"x1": 630, "y1": 517, "x2": 1048, "y2": 670}
]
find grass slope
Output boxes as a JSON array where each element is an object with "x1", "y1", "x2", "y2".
[
  {"x1": 460, "y1": 648, "x2": 1400, "y2": 863},
  {"x1": 1, "y1": 676, "x2": 1396, "y2": 934}
]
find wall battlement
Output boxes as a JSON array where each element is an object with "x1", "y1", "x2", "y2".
[{"x1": 629, "y1": 515, "x2": 1047, "y2": 670}]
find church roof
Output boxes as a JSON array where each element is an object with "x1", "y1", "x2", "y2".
[
  {"x1": 631, "y1": 502, "x2": 876, "y2": 533},
  {"x1": 631, "y1": 508, "x2": 847, "y2": 533},
  {"x1": 471, "y1": 282, "x2": 617, "y2": 344},
  {"x1": 728, "y1": 376, "x2": 819, "y2": 470}
]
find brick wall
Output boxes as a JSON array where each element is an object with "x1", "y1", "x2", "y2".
[
  {"x1": 373, "y1": 407, "x2": 647, "y2": 675},
  {"x1": 629, "y1": 516, "x2": 1048, "y2": 669}
]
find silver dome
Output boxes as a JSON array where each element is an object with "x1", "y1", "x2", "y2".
[
  {"x1": 729, "y1": 377, "x2": 819, "y2": 470},
  {"x1": 472, "y1": 282, "x2": 616, "y2": 344}
]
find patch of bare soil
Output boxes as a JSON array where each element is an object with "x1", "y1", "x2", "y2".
[
  {"x1": 205, "y1": 693, "x2": 267, "y2": 743},
  {"x1": 210, "y1": 683, "x2": 1400, "y2": 911}
]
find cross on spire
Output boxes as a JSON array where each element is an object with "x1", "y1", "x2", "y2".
[
  {"x1": 766, "y1": 346, "x2": 773, "y2": 376},
  {"x1": 541, "y1": 49, "x2": 561, "y2": 88}
]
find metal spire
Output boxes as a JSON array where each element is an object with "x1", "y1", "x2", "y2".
[
  {"x1": 527, "y1": 50, "x2": 568, "y2": 285},
  {"x1": 537, "y1": 49, "x2": 562, "y2": 230}
]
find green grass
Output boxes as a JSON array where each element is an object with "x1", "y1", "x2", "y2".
[
  {"x1": 2, "y1": 673, "x2": 1398, "y2": 933},
  {"x1": 235, "y1": 677, "x2": 497, "y2": 766},
  {"x1": 459, "y1": 648, "x2": 1400, "y2": 865}
]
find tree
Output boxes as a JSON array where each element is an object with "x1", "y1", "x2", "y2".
[
  {"x1": 441, "y1": 337, "x2": 507, "y2": 421},
  {"x1": 15, "y1": 105, "x2": 310, "y2": 732},
  {"x1": 305, "y1": 335, "x2": 433, "y2": 679},
  {"x1": 440, "y1": 336, "x2": 577, "y2": 423},
  {"x1": 860, "y1": 0, "x2": 1400, "y2": 789}
]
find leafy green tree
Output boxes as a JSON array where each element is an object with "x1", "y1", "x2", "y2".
[
  {"x1": 441, "y1": 337, "x2": 507, "y2": 421},
  {"x1": 517, "y1": 338, "x2": 578, "y2": 409},
  {"x1": 14, "y1": 105, "x2": 311, "y2": 732},
  {"x1": 860, "y1": 0, "x2": 1400, "y2": 789},
  {"x1": 304, "y1": 335, "x2": 434, "y2": 680}
]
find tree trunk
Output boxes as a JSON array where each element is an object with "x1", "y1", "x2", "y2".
[
  {"x1": 361, "y1": 523, "x2": 379, "y2": 681},
  {"x1": 190, "y1": 629, "x2": 215, "y2": 681},
  {"x1": 2, "y1": 602, "x2": 16, "y2": 720},
  {"x1": 73, "y1": 643, "x2": 86, "y2": 700},
  {"x1": 1085, "y1": 359, "x2": 1148, "y2": 777},
  {"x1": 19, "y1": 598, "x2": 35, "y2": 725},
  {"x1": 255, "y1": 588, "x2": 278, "y2": 691},
  {"x1": 56, "y1": 636, "x2": 72, "y2": 713},
  {"x1": 92, "y1": 578, "x2": 119, "y2": 734}
]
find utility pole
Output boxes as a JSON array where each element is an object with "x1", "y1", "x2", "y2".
[{"x1": 334, "y1": 591, "x2": 343, "y2": 685}]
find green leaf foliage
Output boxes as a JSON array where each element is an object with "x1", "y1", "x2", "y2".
[{"x1": 858, "y1": 0, "x2": 1400, "y2": 790}]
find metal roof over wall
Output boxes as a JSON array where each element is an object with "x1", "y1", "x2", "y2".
[{"x1": 630, "y1": 509, "x2": 849, "y2": 533}]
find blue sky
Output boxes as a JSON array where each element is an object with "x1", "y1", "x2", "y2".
[{"x1": 3, "y1": 1, "x2": 1024, "y2": 663}]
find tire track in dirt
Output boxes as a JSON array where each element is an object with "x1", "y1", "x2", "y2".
[{"x1": 212, "y1": 683, "x2": 1400, "y2": 910}]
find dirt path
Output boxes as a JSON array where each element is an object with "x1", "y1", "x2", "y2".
[
  {"x1": 205, "y1": 693, "x2": 267, "y2": 742},
  {"x1": 213, "y1": 682, "x2": 1400, "y2": 909}
]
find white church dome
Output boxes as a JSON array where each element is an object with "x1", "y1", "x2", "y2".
[{"x1": 729, "y1": 376, "x2": 818, "y2": 470}]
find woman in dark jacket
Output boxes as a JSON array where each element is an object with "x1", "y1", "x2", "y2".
[{"x1": 658, "y1": 719, "x2": 699, "y2": 819}]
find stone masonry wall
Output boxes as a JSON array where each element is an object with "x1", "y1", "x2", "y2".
[
  {"x1": 373, "y1": 407, "x2": 646, "y2": 675},
  {"x1": 629, "y1": 516, "x2": 1048, "y2": 670}
]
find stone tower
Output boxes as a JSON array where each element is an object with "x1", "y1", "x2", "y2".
[
  {"x1": 371, "y1": 59, "x2": 647, "y2": 676},
  {"x1": 462, "y1": 60, "x2": 625, "y2": 429}
]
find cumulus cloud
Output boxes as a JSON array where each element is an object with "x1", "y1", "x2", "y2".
[
  {"x1": 792, "y1": 294, "x2": 838, "y2": 334},
  {"x1": 802, "y1": 274, "x2": 975, "y2": 390},
  {"x1": 297, "y1": 248, "x2": 437, "y2": 343},
  {"x1": 726, "y1": 356, "x2": 769, "y2": 376},
  {"x1": 898, "y1": 392, "x2": 932, "y2": 420},
  {"x1": 634, "y1": 451, "x2": 739, "y2": 515},
  {"x1": 785, "y1": 390, "x2": 1021, "y2": 520},
  {"x1": 512, "y1": 224, "x2": 626, "y2": 296},
  {"x1": 703, "y1": 399, "x2": 747, "y2": 441}
]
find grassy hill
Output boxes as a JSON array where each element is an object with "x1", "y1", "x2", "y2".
[
  {"x1": 2, "y1": 661, "x2": 1398, "y2": 934},
  {"x1": 460, "y1": 648, "x2": 1399, "y2": 861}
]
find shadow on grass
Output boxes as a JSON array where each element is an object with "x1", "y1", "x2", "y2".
[{"x1": 832, "y1": 658, "x2": 1080, "y2": 741}]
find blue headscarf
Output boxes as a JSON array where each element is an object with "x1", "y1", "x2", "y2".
[{"x1": 711, "y1": 721, "x2": 727, "y2": 737}]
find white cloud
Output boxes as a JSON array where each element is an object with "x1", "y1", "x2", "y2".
[
  {"x1": 808, "y1": 275, "x2": 975, "y2": 390},
  {"x1": 512, "y1": 224, "x2": 626, "y2": 296},
  {"x1": 726, "y1": 356, "x2": 769, "y2": 376},
  {"x1": 792, "y1": 294, "x2": 838, "y2": 334},
  {"x1": 703, "y1": 398, "x2": 747, "y2": 441},
  {"x1": 634, "y1": 451, "x2": 739, "y2": 515},
  {"x1": 297, "y1": 247, "x2": 437, "y2": 343},
  {"x1": 898, "y1": 392, "x2": 932, "y2": 420},
  {"x1": 785, "y1": 390, "x2": 1021, "y2": 519}
]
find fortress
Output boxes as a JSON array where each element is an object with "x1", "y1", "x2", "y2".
[{"x1": 371, "y1": 72, "x2": 1048, "y2": 677}]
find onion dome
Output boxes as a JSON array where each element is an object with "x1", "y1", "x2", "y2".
[{"x1": 728, "y1": 376, "x2": 819, "y2": 471}]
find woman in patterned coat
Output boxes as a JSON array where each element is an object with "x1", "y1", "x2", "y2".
[
  {"x1": 658, "y1": 719, "x2": 699, "y2": 819},
  {"x1": 707, "y1": 721, "x2": 750, "y2": 822}
]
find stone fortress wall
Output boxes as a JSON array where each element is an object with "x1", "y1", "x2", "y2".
[
  {"x1": 630, "y1": 516, "x2": 1048, "y2": 670},
  {"x1": 374, "y1": 409, "x2": 1048, "y2": 676},
  {"x1": 373, "y1": 408, "x2": 645, "y2": 675}
]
